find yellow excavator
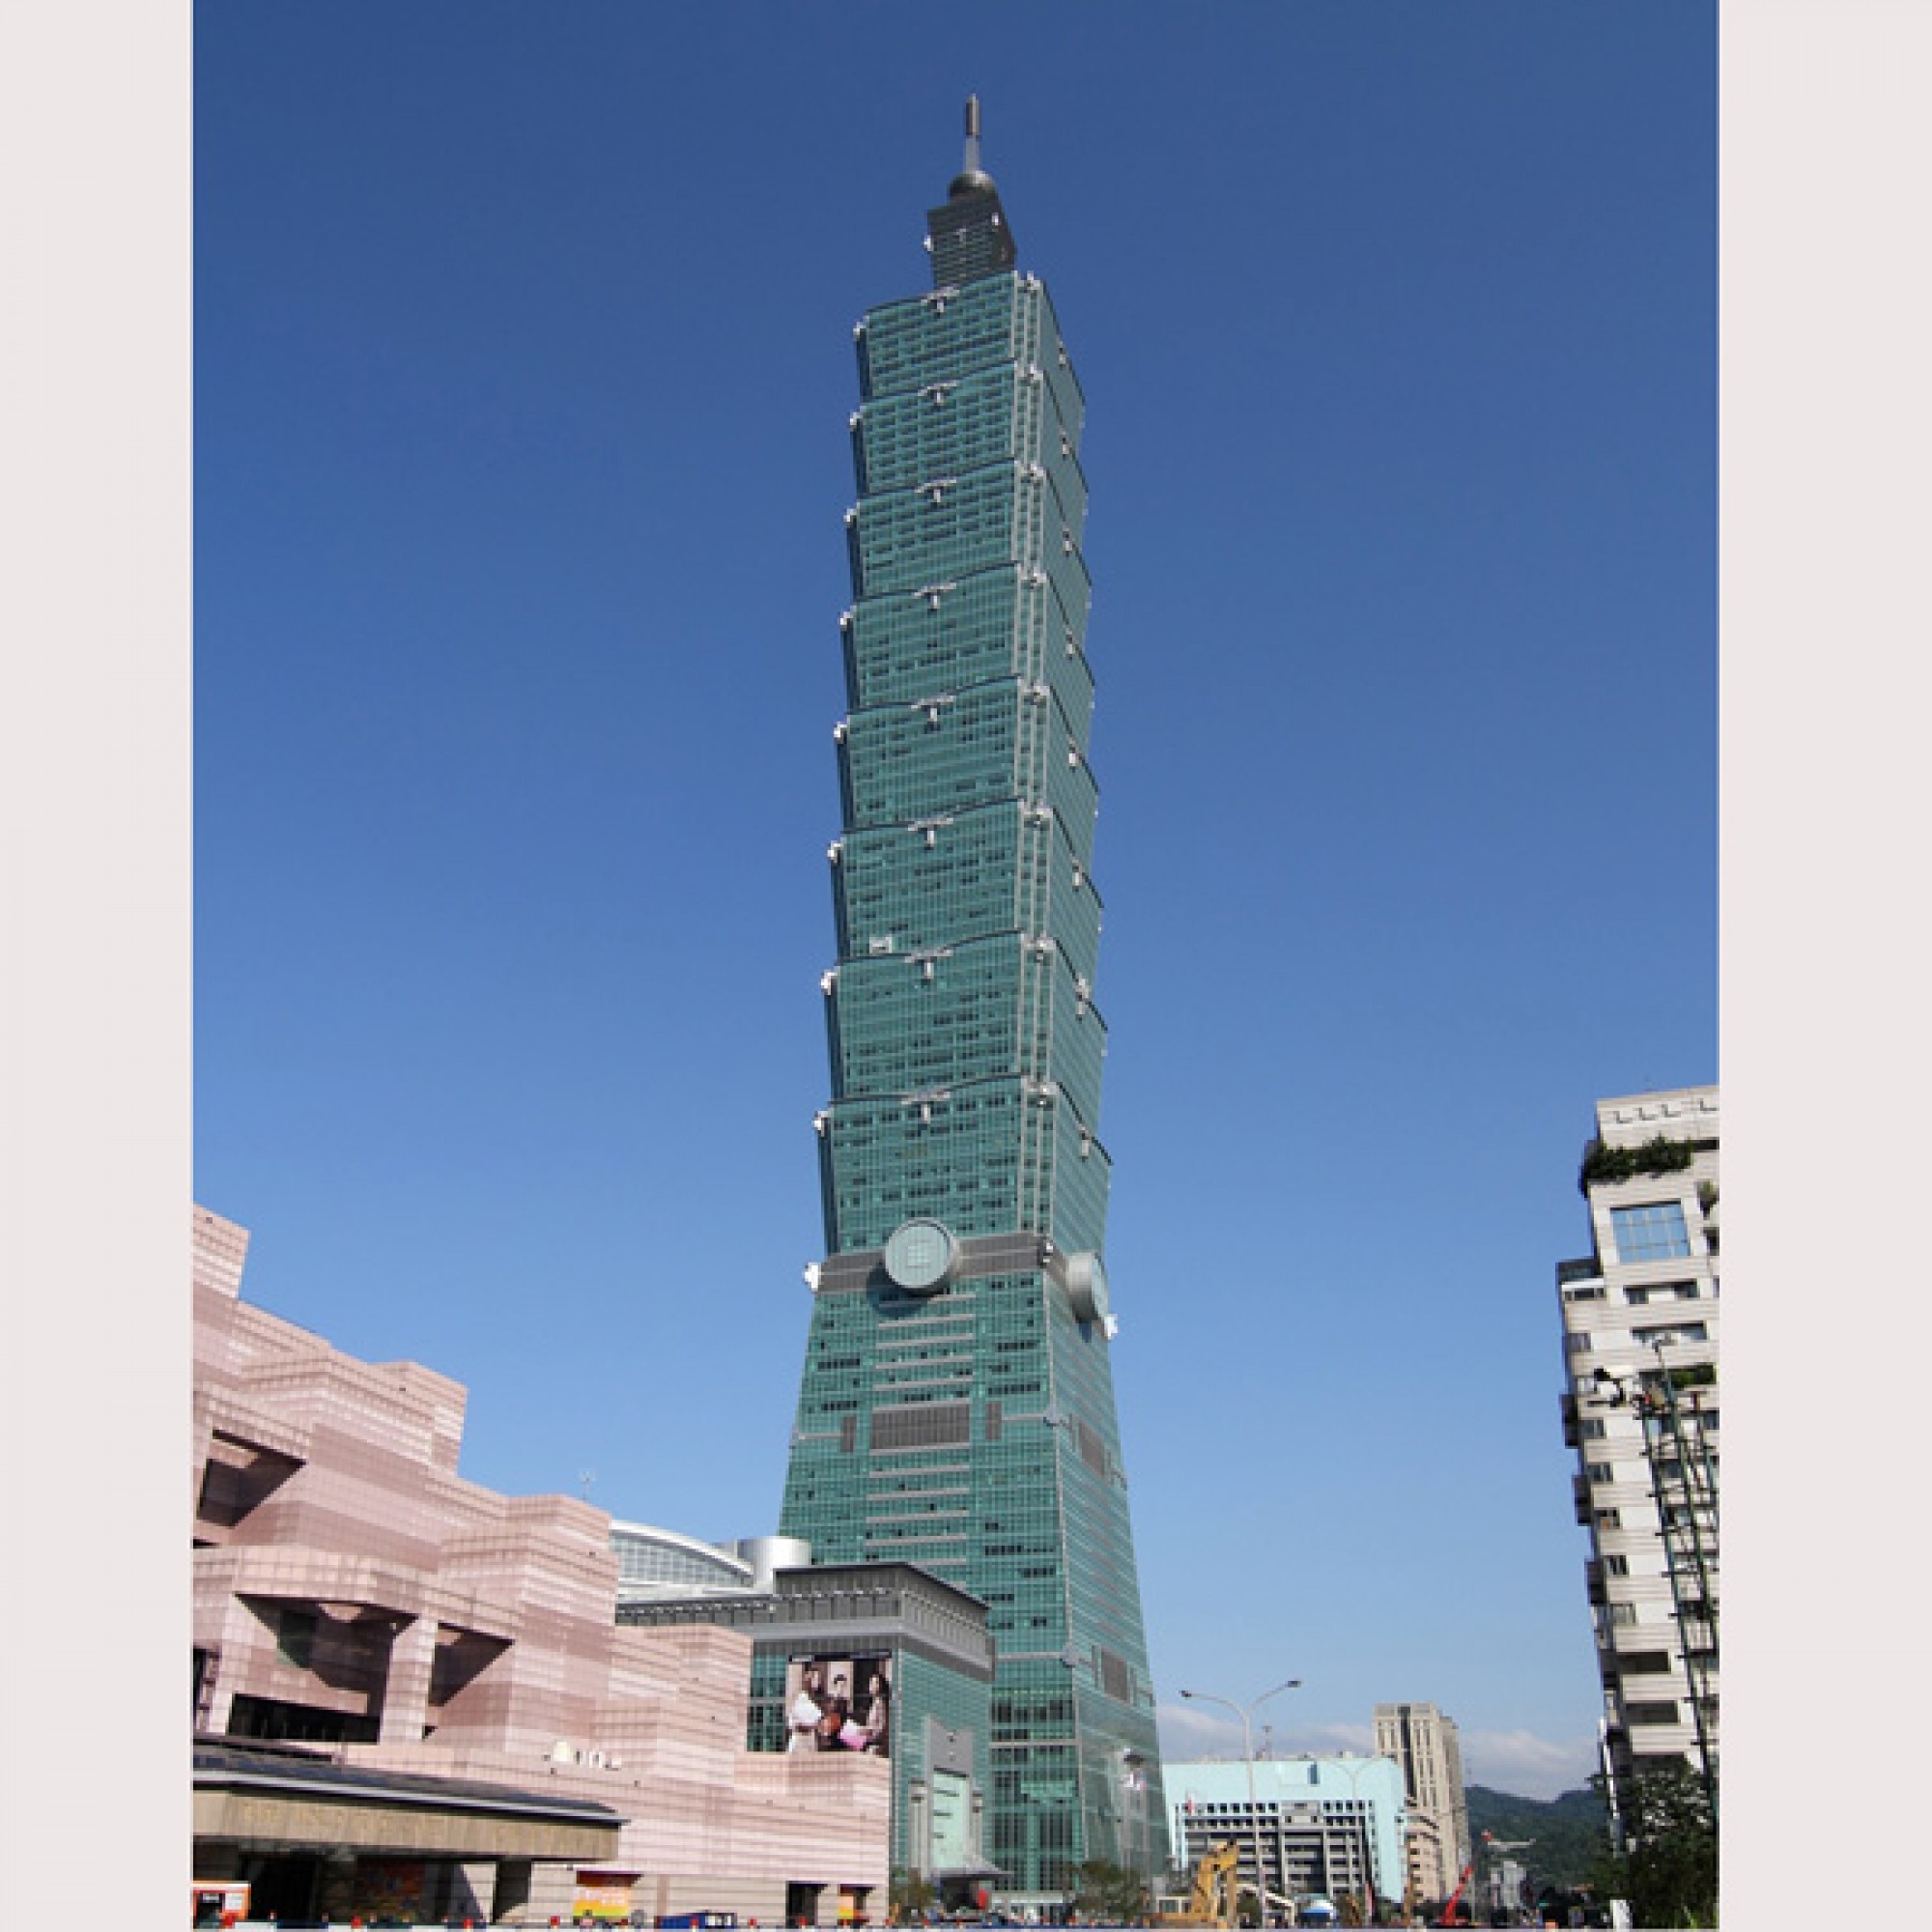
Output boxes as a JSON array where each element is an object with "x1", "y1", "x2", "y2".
[{"x1": 1155, "y1": 1839, "x2": 1241, "y2": 1928}]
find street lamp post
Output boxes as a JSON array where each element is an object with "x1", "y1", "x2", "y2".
[{"x1": 1179, "y1": 1680, "x2": 1301, "y2": 1926}]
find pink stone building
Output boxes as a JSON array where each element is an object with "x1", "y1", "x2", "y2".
[{"x1": 193, "y1": 1206, "x2": 890, "y2": 1927}]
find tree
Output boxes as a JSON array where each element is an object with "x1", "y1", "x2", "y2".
[
  {"x1": 1072, "y1": 1860, "x2": 1151, "y2": 1924},
  {"x1": 1591, "y1": 1762, "x2": 1718, "y2": 1927},
  {"x1": 889, "y1": 1869, "x2": 934, "y2": 1924}
]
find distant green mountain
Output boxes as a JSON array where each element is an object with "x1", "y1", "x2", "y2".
[{"x1": 1463, "y1": 1785, "x2": 1611, "y2": 1891}]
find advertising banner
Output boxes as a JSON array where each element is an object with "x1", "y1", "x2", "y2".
[
  {"x1": 572, "y1": 1874, "x2": 635, "y2": 1924},
  {"x1": 782, "y1": 1653, "x2": 893, "y2": 1756}
]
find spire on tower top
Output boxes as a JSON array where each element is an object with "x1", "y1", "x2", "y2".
[
  {"x1": 949, "y1": 94, "x2": 997, "y2": 198},
  {"x1": 929, "y1": 95, "x2": 1016, "y2": 285}
]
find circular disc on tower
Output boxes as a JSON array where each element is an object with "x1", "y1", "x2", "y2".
[
  {"x1": 1065, "y1": 1250, "x2": 1111, "y2": 1324},
  {"x1": 882, "y1": 1217, "x2": 960, "y2": 1294}
]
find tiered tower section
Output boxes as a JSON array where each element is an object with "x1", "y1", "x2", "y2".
[{"x1": 779, "y1": 119, "x2": 1168, "y2": 1897}]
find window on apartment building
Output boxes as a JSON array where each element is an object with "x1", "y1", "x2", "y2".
[
  {"x1": 1662, "y1": 1502, "x2": 1717, "y2": 1533},
  {"x1": 1594, "y1": 1508, "x2": 1622, "y2": 1529},
  {"x1": 1584, "y1": 1462, "x2": 1614, "y2": 1483},
  {"x1": 1606, "y1": 1603, "x2": 1638, "y2": 1625},
  {"x1": 1603, "y1": 1554, "x2": 1631, "y2": 1576},
  {"x1": 1623, "y1": 1701, "x2": 1681, "y2": 1728},
  {"x1": 1617, "y1": 1651, "x2": 1673, "y2": 1675},
  {"x1": 1566, "y1": 1332, "x2": 1595, "y2": 1353},
  {"x1": 1627, "y1": 1281, "x2": 1700, "y2": 1306},
  {"x1": 1609, "y1": 1203, "x2": 1691, "y2": 1262},
  {"x1": 1634, "y1": 1321, "x2": 1709, "y2": 1347},
  {"x1": 1579, "y1": 1418, "x2": 1608, "y2": 1440}
]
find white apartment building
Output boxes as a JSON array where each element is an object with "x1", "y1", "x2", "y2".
[
  {"x1": 1557, "y1": 1085, "x2": 1719, "y2": 1816},
  {"x1": 1371, "y1": 1703, "x2": 1469, "y2": 1901}
]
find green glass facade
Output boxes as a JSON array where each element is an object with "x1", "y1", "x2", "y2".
[{"x1": 780, "y1": 141, "x2": 1168, "y2": 1899}]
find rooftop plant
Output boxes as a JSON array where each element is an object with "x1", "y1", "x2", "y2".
[{"x1": 1578, "y1": 1134, "x2": 1697, "y2": 1195}]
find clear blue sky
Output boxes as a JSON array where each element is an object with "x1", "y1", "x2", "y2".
[{"x1": 194, "y1": 2, "x2": 1715, "y2": 1801}]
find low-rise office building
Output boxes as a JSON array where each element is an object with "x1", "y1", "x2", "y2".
[
  {"x1": 193, "y1": 1206, "x2": 889, "y2": 1926},
  {"x1": 1161, "y1": 1756, "x2": 1406, "y2": 1917},
  {"x1": 609, "y1": 1520, "x2": 762, "y2": 1603},
  {"x1": 620, "y1": 1560, "x2": 1001, "y2": 1915},
  {"x1": 609, "y1": 1523, "x2": 827, "y2": 1607}
]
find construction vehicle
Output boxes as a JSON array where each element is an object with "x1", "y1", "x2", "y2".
[
  {"x1": 1160, "y1": 1835, "x2": 1327, "y2": 1928},
  {"x1": 1154, "y1": 1839, "x2": 1241, "y2": 1927}
]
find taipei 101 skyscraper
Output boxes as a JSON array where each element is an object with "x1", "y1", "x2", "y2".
[{"x1": 780, "y1": 105, "x2": 1168, "y2": 1893}]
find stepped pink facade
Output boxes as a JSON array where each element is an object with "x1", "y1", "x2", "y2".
[{"x1": 192, "y1": 1206, "x2": 889, "y2": 1926}]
